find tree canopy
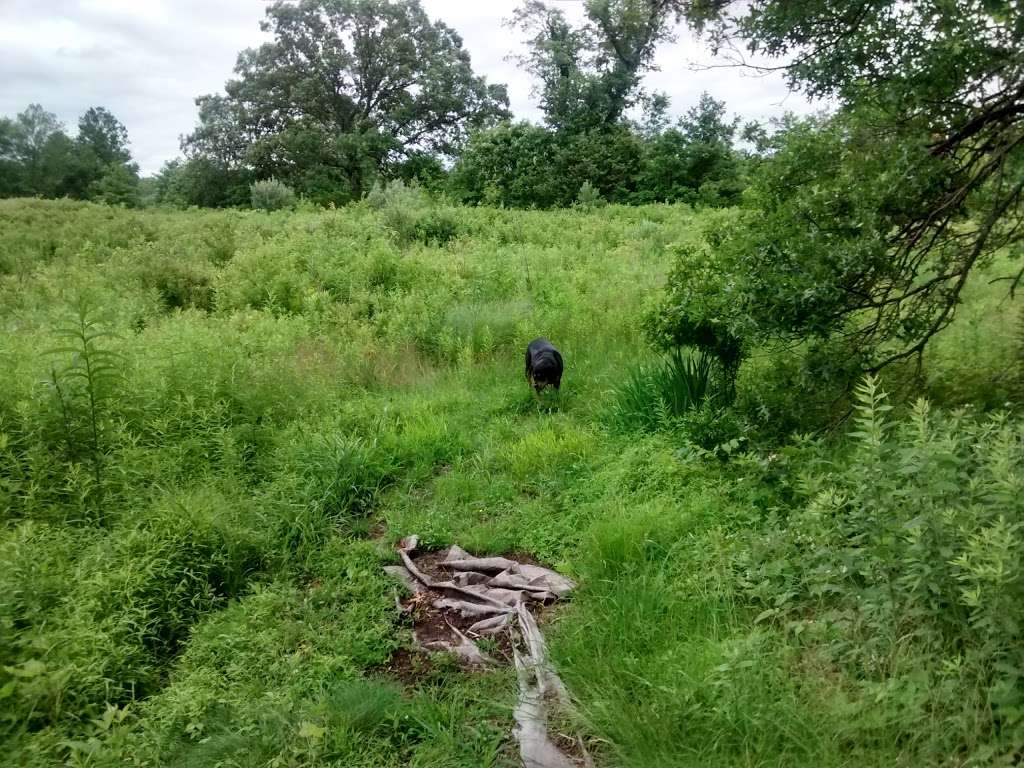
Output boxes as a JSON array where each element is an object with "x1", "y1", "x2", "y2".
[
  {"x1": 184, "y1": 0, "x2": 510, "y2": 203},
  {"x1": 634, "y1": 91, "x2": 742, "y2": 204},
  {"x1": 77, "y1": 107, "x2": 133, "y2": 168},
  {"x1": 512, "y1": 0, "x2": 689, "y2": 133},
  {"x1": 652, "y1": 0, "x2": 1024, "y2": 373}
]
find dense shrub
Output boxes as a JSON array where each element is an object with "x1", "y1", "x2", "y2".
[
  {"x1": 214, "y1": 239, "x2": 307, "y2": 314},
  {"x1": 643, "y1": 236, "x2": 749, "y2": 386},
  {"x1": 734, "y1": 338, "x2": 863, "y2": 438},
  {"x1": 368, "y1": 179, "x2": 464, "y2": 246},
  {"x1": 575, "y1": 181, "x2": 604, "y2": 209},
  {"x1": 449, "y1": 122, "x2": 570, "y2": 208},
  {"x1": 141, "y1": 249, "x2": 216, "y2": 311},
  {"x1": 156, "y1": 157, "x2": 252, "y2": 208},
  {"x1": 738, "y1": 378, "x2": 1024, "y2": 759},
  {"x1": 634, "y1": 128, "x2": 744, "y2": 206},
  {"x1": 450, "y1": 105, "x2": 745, "y2": 210},
  {"x1": 451, "y1": 123, "x2": 646, "y2": 208},
  {"x1": 0, "y1": 198, "x2": 153, "y2": 277},
  {"x1": 0, "y1": 490, "x2": 267, "y2": 732},
  {"x1": 392, "y1": 151, "x2": 449, "y2": 191},
  {"x1": 250, "y1": 178, "x2": 297, "y2": 211}
]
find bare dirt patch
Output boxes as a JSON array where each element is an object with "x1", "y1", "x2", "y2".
[{"x1": 371, "y1": 646, "x2": 435, "y2": 687}]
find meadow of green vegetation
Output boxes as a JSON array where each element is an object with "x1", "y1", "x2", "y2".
[{"x1": 1, "y1": 194, "x2": 1022, "y2": 767}]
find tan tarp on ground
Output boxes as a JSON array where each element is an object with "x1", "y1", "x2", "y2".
[{"x1": 384, "y1": 536, "x2": 590, "y2": 768}]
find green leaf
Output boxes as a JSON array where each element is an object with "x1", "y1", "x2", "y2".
[
  {"x1": 6, "y1": 659, "x2": 46, "y2": 678},
  {"x1": 297, "y1": 721, "x2": 325, "y2": 740}
]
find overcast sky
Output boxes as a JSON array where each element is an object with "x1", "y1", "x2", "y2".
[{"x1": 0, "y1": 0, "x2": 820, "y2": 175}]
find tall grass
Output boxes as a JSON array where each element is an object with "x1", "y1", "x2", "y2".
[
  {"x1": 0, "y1": 198, "x2": 1021, "y2": 767},
  {"x1": 610, "y1": 347, "x2": 723, "y2": 430}
]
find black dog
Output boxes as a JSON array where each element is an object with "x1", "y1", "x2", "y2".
[{"x1": 525, "y1": 337, "x2": 563, "y2": 393}]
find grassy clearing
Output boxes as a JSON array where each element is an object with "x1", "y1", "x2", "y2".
[{"x1": 1, "y1": 197, "x2": 1022, "y2": 766}]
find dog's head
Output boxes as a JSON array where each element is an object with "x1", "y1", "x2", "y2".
[{"x1": 531, "y1": 357, "x2": 561, "y2": 390}]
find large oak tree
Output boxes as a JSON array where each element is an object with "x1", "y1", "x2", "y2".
[{"x1": 184, "y1": 0, "x2": 510, "y2": 202}]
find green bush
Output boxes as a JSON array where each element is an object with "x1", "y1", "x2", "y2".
[
  {"x1": 1, "y1": 489, "x2": 267, "y2": 732},
  {"x1": 562, "y1": 127, "x2": 643, "y2": 203},
  {"x1": 0, "y1": 521, "x2": 82, "y2": 680},
  {"x1": 735, "y1": 339, "x2": 863, "y2": 438},
  {"x1": 643, "y1": 238, "x2": 747, "y2": 387},
  {"x1": 365, "y1": 178, "x2": 418, "y2": 211},
  {"x1": 449, "y1": 122, "x2": 571, "y2": 208},
  {"x1": 369, "y1": 180, "x2": 463, "y2": 246},
  {"x1": 574, "y1": 181, "x2": 605, "y2": 209},
  {"x1": 141, "y1": 250, "x2": 216, "y2": 311},
  {"x1": 451, "y1": 123, "x2": 646, "y2": 208},
  {"x1": 677, "y1": 401, "x2": 747, "y2": 456},
  {"x1": 89, "y1": 163, "x2": 140, "y2": 207},
  {"x1": 633, "y1": 128, "x2": 743, "y2": 206},
  {"x1": 738, "y1": 378, "x2": 1024, "y2": 759},
  {"x1": 0, "y1": 198, "x2": 154, "y2": 277},
  {"x1": 158, "y1": 157, "x2": 252, "y2": 208},
  {"x1": 250, "y1": 178, "x2": 297, "y2": 212},
  {"x1": 214, "y1": 239, "x2": 307, "y2": 314},
  {"x1": 411, "y1": 207, "x2": 462, "y2": 246}
]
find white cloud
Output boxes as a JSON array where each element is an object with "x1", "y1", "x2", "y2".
[{"x1": 0, "y1": 0, "x2": 820, "y2": 175}]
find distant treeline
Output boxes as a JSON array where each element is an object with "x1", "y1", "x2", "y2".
[
  {"x1": 450, "y1": 96, "x2": 749, "y2": 209},
  {"x1": 150, "y1": 93, "x2": 751, "y2": 210},
  {"x1": 0, "y1": 105, "x2": 140, "y2": 206},
  {"x1": 0, "y1": 0, "x2": 757, "y2": 210}
]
